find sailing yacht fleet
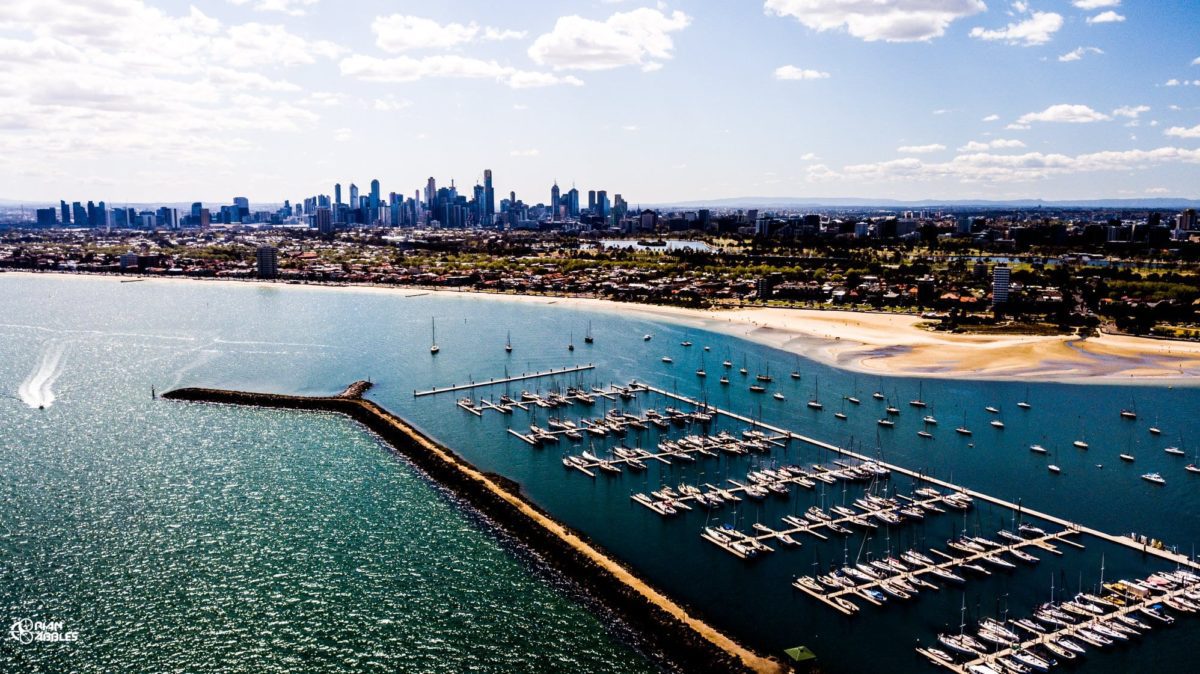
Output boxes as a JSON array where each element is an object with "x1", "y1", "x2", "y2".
[{"x1": 438, "y1": 319, "x2": 1198, "y2": 673}]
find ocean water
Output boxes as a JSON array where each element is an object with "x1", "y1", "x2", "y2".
[{"x1": 2, "y1": 273, "x2": 1199, "y2": 673}]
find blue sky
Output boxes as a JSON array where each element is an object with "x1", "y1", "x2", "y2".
[{"x1": 1, "y1": 0, "x2": 1199, "y2": 204}]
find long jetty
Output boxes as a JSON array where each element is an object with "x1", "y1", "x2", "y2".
[
  {"x1": 162, "y1": 381, "x2": 785, "y2": 674},
  {"x1": 639, "y1": 383, "x2": 1200, "y2": 571},
  {"x1": 413, "y1": 364, "x2": 596, "y2": 397}
]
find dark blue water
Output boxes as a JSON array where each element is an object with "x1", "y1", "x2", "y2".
[{"x1": 3, "y1": 274, "x2": 1198, "y2": 673}]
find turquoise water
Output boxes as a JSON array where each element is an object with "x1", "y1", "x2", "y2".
[{"x1": 3, "y1": 273, "x2": 1199, "y2": 673}]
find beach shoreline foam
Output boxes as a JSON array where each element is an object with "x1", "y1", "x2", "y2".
[{"x1": 9, "y1": 270, "x2": 1200, "y2": 384}]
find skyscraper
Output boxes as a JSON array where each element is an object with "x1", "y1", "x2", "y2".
[
  {"x1": 334, "y1": 183, "x2": 342, "y2": 206},
  {"x1": 233, "y1": 197, "x2": 249, "y2": 211},
  {"x1": 36, "y1": 208, "x2": 56, "y2": 227},
  {"x1": 566, "y1": 187, "x2": 579, "y2": 218},
  {"x1": 256, "y1": 245, "x2": 279, "y2": 279},
  {"x1": 588, "y1": 190, "x2": 596, "y2": 212},
  {"x1": 992, "y1": 264, "x2": 1010, "y2": 305},
  {"x1": 349, "y1": 183, "x2": 359, "y2": 208},
  {"x1": 425, "y1": 177, "x2": 436, "y2": 207},
  {"x1": 369, "y1": 179, "x2": 380, "y2": 222},
  {"x1": 550, "y1": 181, "x2": 560, "y2": 221},
  {"x1": 60, "y1": 200, "x2": 70, "y2": 225},
  {"x1": 483, "y1": 169, "x2": 494, "y2": 225},
  {"x1": 315, "y1": 207, "x2": 333, "y2": 234}
]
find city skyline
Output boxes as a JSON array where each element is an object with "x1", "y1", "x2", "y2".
[{"x1": 2, "y1": 1, "x2": 1200, "y2": 203}]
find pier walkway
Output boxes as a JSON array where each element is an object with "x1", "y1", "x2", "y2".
[
  {"x1": 414, "y1": 364, "x2": 595, "y2": 397},
  {"x1": 639, "y1": 383, "x2": 1200, "y2": 571}
]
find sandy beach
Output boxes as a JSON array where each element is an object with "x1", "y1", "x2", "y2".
[{"x1": 10, "y1": 271, "x2": 1200, "y2": 384}]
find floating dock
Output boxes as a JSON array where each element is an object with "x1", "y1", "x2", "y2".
[{"x1": 414, "y1": 364, "x2": 596, "y2": 397}]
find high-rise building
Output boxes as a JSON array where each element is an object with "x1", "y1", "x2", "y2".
[
  {"x1": 60, "y1": 200, "x2": 70, "y2": 225},
  {"x1": 233, "y1": 197, "x2": 249, "y2": 211},
  {"x1": 72, "y1": 202, "x2": 86, "y2": 228},
  {"x1": 596, "y1": 190, "x2": 608, "y2": 218},
  {"x1": 315, "y1": 207, "x2": 333, "y2": 234},
  {"x1": 256, "y1": 245, "x2": 279, "y2": 279},
  {"x1": 587, "y1": 190, "x2": 596, "y2": 212},
  {"x1": 425, "y1": 177, "x2": 436, "y2": 207},
  {"x1": 349, "y1": 184, "x2": 359, "y2": 208},
  {"x1": 550, "y1": 181, "x2": 560, "y2": 220},
  {"x1": 992, "y1": 264, "x2": 1011, "y2": 305},
  {"x1": 36, "y1": 208, "x2": 56, "y2": 227},
  {"x1": 191, "y1": 202, "x2": 203, "y2": 218},
  {"x1": 1180, "y1": 209, "x2": 1197, "y2": 231},
  {"x1": 483, "y1": 169, "x2": 494, "y2": 225},
  {"x1": 369, "y1": 179, "x2": 380, "y2": 222},
  {"x1": 334, "y1": 183, "x2": 342, "y2": 206},
  {"x1": 566, "y1": 187, "x2": 579, "y2": 218}
]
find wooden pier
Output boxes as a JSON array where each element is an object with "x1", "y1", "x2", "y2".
[
  {"x1": 414, "y1": 364, "x2": 596, "y2": 397},
  {"x1": 639, "y1": 384, "x2": 1200, "y2": 572}
]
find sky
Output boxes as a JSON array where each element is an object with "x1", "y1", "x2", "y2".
[{"x1": 1, "y1": 0, "x2": 1199, "y2": 206}]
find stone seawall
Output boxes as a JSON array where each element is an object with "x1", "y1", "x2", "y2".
[{"x1": 162, "y1": 383, "x2": 787, "y2": 674}]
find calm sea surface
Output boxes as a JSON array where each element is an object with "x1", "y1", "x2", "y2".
[{"x1": 2, "y1": 273, "x2": 1198, "y2": 673}]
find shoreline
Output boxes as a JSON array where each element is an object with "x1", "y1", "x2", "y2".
[
  {"x1": 8, "y1": 269, "x2": 1200, "y2": 384},
  {"x1": 161, "y1": 382, "x2": 786, "y2": 674}
]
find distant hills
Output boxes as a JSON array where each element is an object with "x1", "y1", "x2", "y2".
[{"x1": 646, "y1": 197, "x2": 1200, "y2": 210}]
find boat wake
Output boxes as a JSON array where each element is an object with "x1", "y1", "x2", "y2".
[{"x1": 17, "y1": 342, "x2": 66, "y2": 409}]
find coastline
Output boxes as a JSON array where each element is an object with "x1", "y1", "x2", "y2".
[
  {"x1": 161, "y1": 383, "x2": 786, "y2": 674},
  {"x1": 8, "y1": 269, "x2": 1200, "y2": 384}
]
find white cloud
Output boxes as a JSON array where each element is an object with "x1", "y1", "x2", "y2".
[
  {"x1": 1145, "y1": 187, "x2": 1169, "y2": 195},
  {"x1": 1165, "y1": 125, "x2": 1200, "y2": 139},
  {"x1": 774, "y1": 65, "x2": 830, "y2": 80},
  {"x1": 483, "y1": 27, "x2": 527, "y2": 41},
  {"x1": 897, "y1": 144, "x2": 946, "y2": 154},
  {"x1": 622, "y1": 124, "x2": 639, "y2": 131},
  {"x1": 1113, "y1": 105, "x2": 1150, "y2": 118},
  {"x1": 970, "y1": 8, "x2": 1063, "y2": 46},
  {"x1": 510, "y1": 148, "x2": 540, "y2": 157},
  {"x1": 228, "y1": 0, "x2": 319, "y2": 17},
  {"x1": 1086, "y1": 10, "x2": 1125, "y2": 24},
  {"x1": 839, "y1": 146, "x2": 1200, "y2": 183},
  {"x1": 0, "y1": 1, "x2": 333, "y2": 175},
  {"x1": 528, "y1": 8, "x2": 690, "y2": 71},
  {"x1": 1071, "y1": 0, "x2": 1120, "y2": 8},
  {"x1": 799, "y1": 152, "x2": 818, "y2": 160},
  {"x1": 372, "y1": 97, "x2": 412, "y2": 112},
  {"x1": 1059, "y1": 46, "x2": 1103, "y2": 62},
  {"x1": 806, "y1": 163, "x2": 841, "y2": 182},
  {"x1": 1193, "y1": 57, "x2": 1200, "y2": 66},
  {"x1": 332, "y1": 127, "x2": 352, "y2": 142},
  {"x1": 958, "y1": 138, "x2": 1027, "y2": 151},
  {"x1": 339, "y1": 54, "x2": 583, "y2": 89},
  {"x1": 370, "y1": 15, "x2": 527, "y2": 53},
  {"x1": 372, "y1": 15, "x2": 480, "y2": 52},
  {"x1": 764, "y1": 0, "x2": 986, "y2": 43},
  {"x1": 982, "y1": 114, "x2": 1000, "y2": 122},
  {"x1": 1017, "y1": 103, "x2": 1111, "y2": 124}
]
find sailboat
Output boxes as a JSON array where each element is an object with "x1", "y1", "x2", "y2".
[
  {"x1": 505, "y1": 330, "x2": 513, "y2": 353},
  {"x1": 847, "y1": 378, "x2": 861, "y2": 405},
  {"x1": 739, "y1": 355, "x2": 748, "y2": 376},
  {"x1": 807, "y1": 377, "x2": 823, "y2": 410},
  {"x1": 790, "y1": 357, "x2": 801, "y2": 379},
  {"x1": 1049, "y1": 444, "x2": 1061, "y2": 473},
  {"x1": 1186, "y1": 443, "x2": 1200, "y2": 474},
  {"x1": 696, "y1": 352, "x2": 707, "y2": 378},
  {"x1": 909, "y1": 382, "x2": 927, "y2": 408},
  {"x1": 835, "y1": 398, "x2": 847, "y2": 420},
  {"x1": 584, "y1": 321, "x2": 594, "y2": 344},
  {"x1": 955, "y1": 412, "x2": 971, "y2": 436},
  {"x1": 1149, "y1": 415, "x2": 1161, "y2": 435},
  {"x1": 429, "y1": 317, "x2": 439, "y2": 354},
  {"x1": 1017, "y1": 386, "x2": 1032, "y2": 410},
  {"x1": 1120, "y1": 396, "x2": 1137, "y2": 420},
  {"x1": 568, "y1": 331, "x2": 575, "y2": 351}
]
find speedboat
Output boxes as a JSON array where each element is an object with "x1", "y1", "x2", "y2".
[
  {"x1": 1030, "y1": 444, "x2": 1047, "y2": 454},
  {"x1": 1141, "y1": 472, "x2": 1166, "y2": 485}
]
